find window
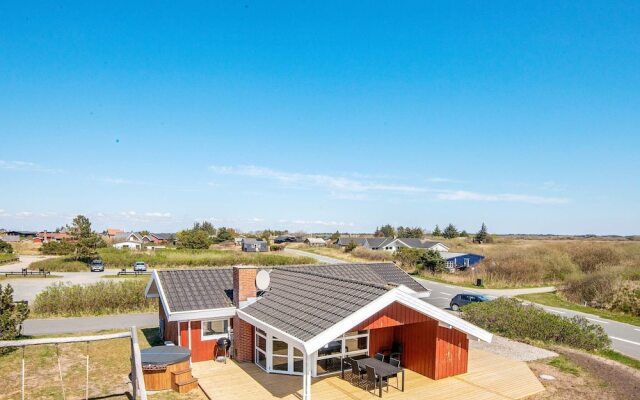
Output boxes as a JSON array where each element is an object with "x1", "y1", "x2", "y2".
[
  {"x1": 201, "y1": 319, "x2": 229, "y2": 340},
  {"x1": 315, "y1": 330, "x2": 369, "y2": 376},
  {"x1": 464, "y1": 258, "x2": 470, "y2": 267}
]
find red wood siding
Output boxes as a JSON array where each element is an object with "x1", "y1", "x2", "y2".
[
  {"x1": 189, "y1": 321, "x2": 218, "y2": 362},
  {"x1": 159, "y1": 300, "x2": 178, "y2": 345},
  {"x1": 393, "y1": 321, "x2": 439, "y2": 378},
  {"x1": 369, "y1": 326, "x2": 394, "y2": 355},
  {"x1": 354, "y1": 302, "x2": 433, "y2": 330},
  {"x1": 435, "y1": 326, "x2": 468, "y2": 379},
  {"x1": 352, "y1": 301, "x2": 469, "y2": 380},
  {"x1": 179, "y1": 322, "x2": 189, "y2": 347}
]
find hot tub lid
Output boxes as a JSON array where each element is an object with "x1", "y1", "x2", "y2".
[{"x1": 140, "y1": 346, "x2": 191, "y2": 366}]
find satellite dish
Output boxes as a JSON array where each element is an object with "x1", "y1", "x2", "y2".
[{"x1": 256, "y1": 270, "x2": 271, "y2": 291}]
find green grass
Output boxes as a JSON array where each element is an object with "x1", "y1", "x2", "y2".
[
  {"x1": 0, "y1": 274, "x2": 62, "y2": 280},
  {"x1": 31, "y1": 280, "x2": 157, "y2": 318},
  {"x1": 0, "y1": 253, "x2": 19, "y2": 264},
  {"x1": 30, "y1": 248, "x2": 317, "y2": 272},
  {"x1": 517, "y1": 292, "x2": 640, "y2": 327},
  {"x1": 548, "y1": 355, "x2": 581, "y2": 375},
  {"x1": 597, "y1": 349, "x2": 640, "y2": 370}
]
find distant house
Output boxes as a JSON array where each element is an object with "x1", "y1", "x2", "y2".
[
  {"x1": 113, "y1": 241, "x2": 143, "y2": 250},
  {"x1": 106, "y1": 228, "x2": 124, "y2": 239},
  {"x1": 304, "y1": 237, "x2": 326, "y2": 246},
  {"x1": 274, "y1": 235, "x2": 297, "y2": 244},
  {"x1": 0, "y1": 235, "x2": 20, "y2": 243},
  {"x1": 33, "y1": 231, "x2": 71, "y2": 243},
  {"x1": 148, "y1": 233, "x2": 173, "y2": 244},
  {"x1": 378, "y1": 238, "x2": 449, "y2": 252},
  {"x1": 3, "y1": 230, "x2": 37, "y2": 238},
  {"x1": 113, "y1": 232, "x2": 144, "y2": 243},
  {"x1": 241, "y1": 238, "x2": 268, "y2": 252},
  {"x1": 440, "y1": 252, "x2": 485, "y2": 271},
  {"x1": 335, "y1": 237, "x2": 449, "y2": 252}
]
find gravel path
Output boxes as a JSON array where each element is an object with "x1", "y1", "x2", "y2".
[{"x1": 470, "y1": 335, "x2": 558, "y2": 361}]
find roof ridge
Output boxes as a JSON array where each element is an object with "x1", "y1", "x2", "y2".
[{"x1": 280, "y1": 266, "x2": 393, "y2": 291}]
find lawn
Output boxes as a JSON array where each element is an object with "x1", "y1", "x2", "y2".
[
  {"x1": 0, "y1": 253, "x2": 18, "y2": 264},
  {"x1": 517, "y1": 292, "x2": 640, "y2": 327},
  {"x1": 30, "y1": 247, "x2": 317, "y2": 272},
  {"x1": 0, "y1": 328, "x2": 205, "y2": 400}
]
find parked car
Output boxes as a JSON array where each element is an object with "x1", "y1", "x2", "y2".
[
  {"x1": 449, "y1": 293, "x2": 491, "y2": 311},
  {"x1": 90, "y1": 259, "x2": 104, "y2": 272},
  {"x1": 133, "y1": 261, "x2": 147, "y2": 272}
]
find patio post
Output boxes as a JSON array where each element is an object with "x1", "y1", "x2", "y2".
[{"x1": 302, "y1": 353, "x2": 312, "y2": 399}]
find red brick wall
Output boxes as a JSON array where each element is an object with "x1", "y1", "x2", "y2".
[
  {"x1": 233, "y1": 266, "x2": 257, "y2": 306},
  {"x1": 233, "y1": 316, "x2": 254, "y2": 362}
]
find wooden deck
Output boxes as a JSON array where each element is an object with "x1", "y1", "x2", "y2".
[{"x1": 192, "y1": 349, "x2": 545, "y2": 400}]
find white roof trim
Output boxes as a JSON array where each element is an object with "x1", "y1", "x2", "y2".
[
  {"x1": 237, "y1": 309, "x2": 308, "y2": 355},
  {"x1": 168, "y1": 307, "x2": 236, "y2": 322},
  {"x1": 238, "y1": 284, "x2": 492, "y2": 355}
]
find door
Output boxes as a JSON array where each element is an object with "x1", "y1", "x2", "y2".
[{"x1": 271, "y1": 337, "x2": 304, "y2": 375}]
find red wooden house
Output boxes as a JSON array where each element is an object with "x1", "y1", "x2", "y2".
[{"x1": 145, "y1": 263, "x2": 492, "y2": 399}]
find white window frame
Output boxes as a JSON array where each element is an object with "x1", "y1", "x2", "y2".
[
  {"x1": 255, "y1": 328, "x2": 268, "y2": 372},
  {"x1": 200, "y1": 318, "x2": 230, "y2": 341},
  {"x1": 314, "y1": 330, "x2": 369, "y2": 376}
]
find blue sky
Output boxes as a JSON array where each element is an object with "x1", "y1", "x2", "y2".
[{"x1": 1, "y1": 1, "x2": 639, "y2": 234}]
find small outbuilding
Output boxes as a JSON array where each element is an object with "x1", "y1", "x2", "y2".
[
  {"x1": 304, "y1": 237, "x2": 326, "y2": 246},
  {"x1": 241, "y1": 238, "x2": 268, "y2": 252}
]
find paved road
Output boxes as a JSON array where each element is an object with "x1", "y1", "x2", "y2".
[
  {"x1": 284, "y1": 247, "x2": 347, "y2": 264},
  {"x1": 1, "y1": 255, "x2": 135, "y2": 302},
  {"x1": 417, "y1": 277, "x2": 640, "y2": 360},
  {"x1": 22, "y1": 312, "x2": 158, "y2": 336}
]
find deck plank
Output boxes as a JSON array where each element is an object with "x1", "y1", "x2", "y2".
[{"x1": 192, "y1": 348, "x2": 545, "y2": 400}]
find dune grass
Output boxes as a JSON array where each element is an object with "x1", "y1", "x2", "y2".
[{"x1": 30, "y1": 247, "x2": 316, "y2": 272}]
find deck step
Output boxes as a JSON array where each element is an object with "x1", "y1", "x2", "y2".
[
  {"x1": 172, "y1": 377, "x2": 199, "y2": 394},
  {"x1": 171, "y1": 368, "x2": 194, "y2": 384}
]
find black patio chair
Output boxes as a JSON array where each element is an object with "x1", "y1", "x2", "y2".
[
  {"x1": 346, "y1": 357, "x2": 364, "y2": 386},
  {"x1": 390, "y1": 342, "x2": 403, "y2": 361},
  {"x1": 374, "y1": 352, "x2": 385, "y2": 362},
  {"x1": 364, "y1": 365, "x2": 387, "y2": 394},
  {"x1": 386, "y1": 357, "x2": 401, "y2": 389}
]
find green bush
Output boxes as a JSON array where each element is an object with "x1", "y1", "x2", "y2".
[
  {"x1": 32, "y1": 280, "x2": 156, "y2": 317},
  {"x1": 0, "y1": 241, "x2": 13, "y2": 254},
  {"x1": 0, "y1": 253, "x2": 18, "y2": 264},
  {"x1": 29, "y1": 257, "x2": 88, "y2": 272},
  {"x1": 462, "y1": 297, "x2": 611, "y2": 351},
  {"x1": 270, "y1": 244, "x2": 284, "y2": 251},
  {"x1": 570, "y1": 244, "x2": 622, "y2": 273},
  {"x1": 30, "y1": 248, "x2": 316, "y2": 271},
  {"x1": 40, "y1": 240, "x2": 75, "y2": 255}
]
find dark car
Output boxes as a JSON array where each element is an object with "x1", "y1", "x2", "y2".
[
  {"x1": 449, "y1": 293, "x2": 491, "y2": 311},
  {"x1": 90, "y1": 259, "x2": 104, "y2": 272}
]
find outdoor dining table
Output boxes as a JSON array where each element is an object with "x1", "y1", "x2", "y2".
[{"x1": 341, "y1": 357, "x2": 405, "y2": 398}]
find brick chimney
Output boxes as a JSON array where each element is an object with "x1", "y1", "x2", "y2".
[
  {"x1": 233, "y1": 266, "x2": 257, "y2": 307},
  {"x1": 232, "y1": 266, "x2": 257, "y2": 362}
]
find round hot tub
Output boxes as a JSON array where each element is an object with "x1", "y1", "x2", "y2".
[{"x1": 141, "y1": 346, "x2": 191, "y2": 391}]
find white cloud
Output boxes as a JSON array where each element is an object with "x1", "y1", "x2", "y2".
[
  {"x1": 102, "y1": 177, "x2": 132, "y2": 185},
  {"x1": 0, "y1": 160, "x2": 62, "y2": 173},
  {"x1": 209, "y1": 165, "x2": 426, "y2": 193},
  {"x1": 15, "y1": 211, "x2": 33, "y2": 217},
  {"x1": 145, "y1": 212, "x2": 172, "y2": 218},
  {"x1": 435, "y1": 190, "x2": 569, "y2": 204},
  {"x1": 291, "y1": 219, "x2": 355, "y2": 227}
]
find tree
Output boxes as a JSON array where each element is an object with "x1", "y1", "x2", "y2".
[
  {"x1": 0, "y1": 284, "x2": 29, "y2": 349},
  {"x1": 0, "y1": 241, "x2": 13, "y2": 254},
  {"x1": 475, "y1": 223, "x2": 488, "y2": 243},
  {"x1": 432, "y1": 225, "x2": 442, "y2": 237},
  {"x1": 375, "y1": 224, "x2": 396, "y2": 237},
  {"x1": 68, "y1": 215, "x2": 105, "y2": 260},
  {"x1": 419, "y1": 250, "x2": 447, "y2": 274},
  {"x1": 40, "y1": 240, "x2": 75, "y2": 255},
  {"x1": 139, "y1": 230, "x2": 150, "y2": 237},
  {"x1": 345, "y1": 241, "x2": 358, "y2": 252},
  {"x1": 330, "y1": 231, "x2": 340, "y2": 241},
  {"x1": 394, "y1": 248, "x2": 425, "y2": 272},
  {"x1": 177, "y1": 228, "x2": 212, "y2": 249},
  {"x1": 215, "y1": 227, "x2": 235, "y2": 243},
  {"x1": 193, "y1": 221, "x2": 216, "y2": 236},
  {"x1": 442, "y1": 224, "x2": 459, "y2": 239},
  {"x1": 397, "y1": 226, "x2": 424, "y2": 238},
  {"x1": 460, "y1": 230, "x2": 469, "y2": 238}
]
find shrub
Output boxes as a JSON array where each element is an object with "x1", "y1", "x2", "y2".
[
  {"x1": 345, "y1": 242, "x2": 358, "y2": 252},
  {"x1": 569, "y1": 244, "x2": 622, "y2": 273},
  {"x1": 462, "y1": 297, "x2": 610, "y2": 351},
  {"x1": 0, "y1": 284, "x2": 29, "y2": 351},
  {"x1": 30, "y1": 257, "x2": 88, "y2": 272},
  {"x1": 419, "y1": 250, "x2": 447, "y2": 274},
  {"x1": 40, "y1": 240, "x2": 75, "y2": 255},
  {"x1": 0, "y1": 241, "x2": 13, "y2": 254},
  {"x1": 270, "y1": 244, "x2": 284, "y2": 252},
  {"x1": 351, "y1": 247, "x2": 394, "y2": 261},
  {"x1": 32, "y1": 280, "x2": 156, "y2": 317},
  {"x1": 394, "y1": 248, "x2": 425, "y2": 272}
]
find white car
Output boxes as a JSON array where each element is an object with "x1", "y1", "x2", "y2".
[{"x1": 133, "y1": 261, "x2": 147, "y2": 272}]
